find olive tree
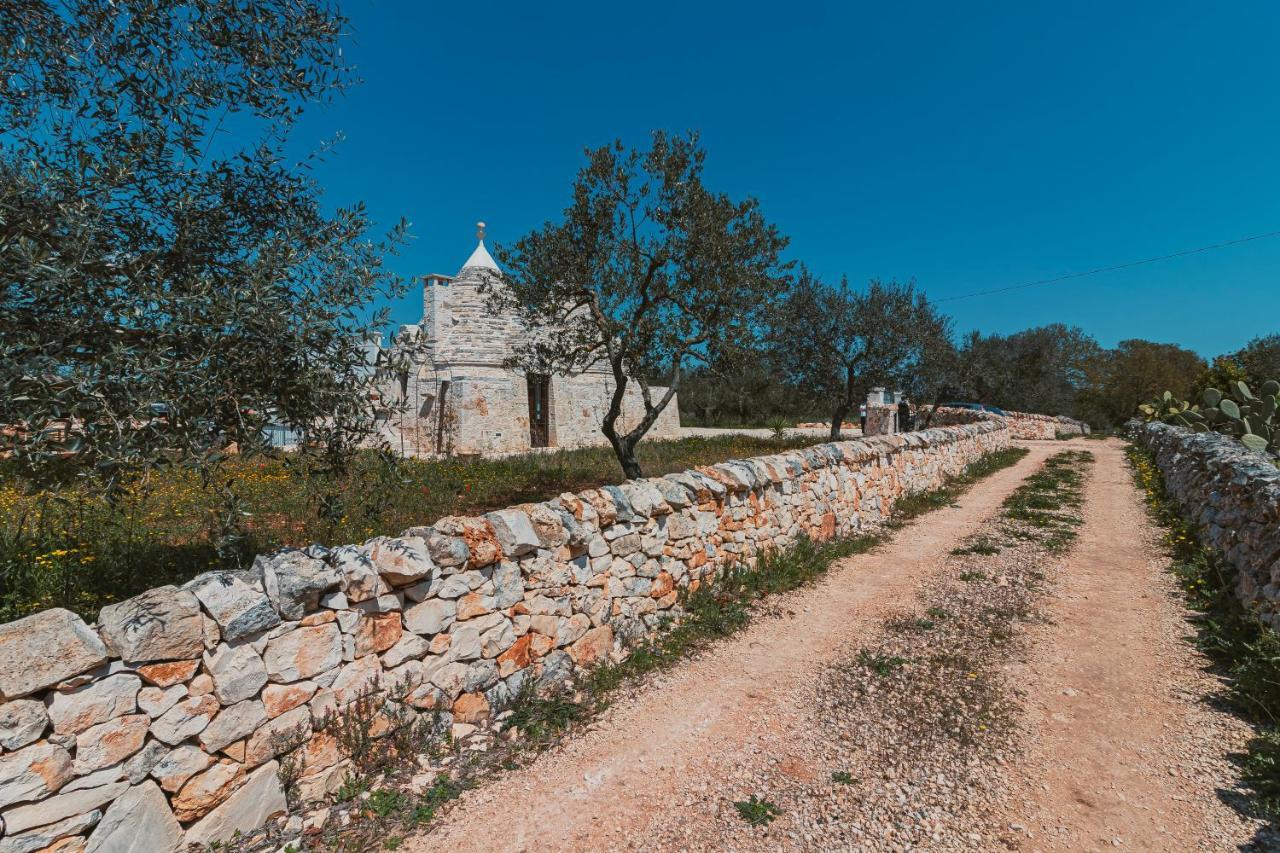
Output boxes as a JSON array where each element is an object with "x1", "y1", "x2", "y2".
[
  {"x1": 769, "y1": 272, "x2": 952, "y2": 439},
  {"x1": 492, "y1": 132, "x2": 791, "y2": 478},
  {"x1": 1, "y1": 1, "x2": 407, "y2": 523}
]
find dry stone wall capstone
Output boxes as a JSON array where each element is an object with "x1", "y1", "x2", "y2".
[
  {"x1": 1131, "y1": 421, "x2": 1280, "y2": 623},
  {"x1": 0, "y1": 422, "x2": 1008, "y2": 851}
]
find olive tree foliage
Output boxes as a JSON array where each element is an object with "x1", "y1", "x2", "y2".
[
  {"x1": 492, "y1": 132, "x2": 791, "y2": 478},
  {"x1": 0, "y1": 2, "x2": 408, "y2": 523},
  {"x1": 954, "y1": 324, "x2": 1102, "y2": 418},
  {"x1": 768, "y1": 271, "x2": 952, "y2": 440}
]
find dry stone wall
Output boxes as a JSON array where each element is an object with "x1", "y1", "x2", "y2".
[
  {"x1": 1131, "y1": 422, "x2": 1280, "y2": 623},
  {"x1": 928, "y1": 407, "x2": 1089, "y2": 439},
  {"x1": 0, "y1": 422, "x2": 1007, "y2": 851}
]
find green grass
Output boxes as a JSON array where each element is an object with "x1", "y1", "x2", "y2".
[
  {"x1": 0, "y1": 433, "x2": 822, "y2": 621},
  {"x1": 1128, "y1": 443, "x2": 1280, "y2": 821}
]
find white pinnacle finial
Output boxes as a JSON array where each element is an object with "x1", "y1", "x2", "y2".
[{"x1": 461, "y1": 220, "x2": 500, "y2": 273}]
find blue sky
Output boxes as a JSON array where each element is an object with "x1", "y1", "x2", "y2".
[{"x1": 293, "y1": 0, "x2": 1280, "y2": 357}]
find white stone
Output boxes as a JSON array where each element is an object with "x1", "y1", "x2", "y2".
[
  {"x1": 198, "y1": 699, "x2": 267, "y2": 753},
  {"x1": 204, "y1": 642, "x2": 269, "y2": 705},
  {"x1": 85, "y1": 780, "x2": 183, "y2": 852},
  {"x1": 97, "y1": 586, "x2": 204, "y2": 664},
  {"x1": 149, "y1": 744, "x2": 213, "y2": 793},
  {"x1": 1, "y1": 779, "x2": 127, "y2": 834},
  {"x1": 0, "y1": 808, "x2": 101, "y2": 853},
  {"x1": 403, "y1": 598, "x2": 456, "y2": 635},
  {"x1": 381, "y1": 633, "x2": 431, "y2": 668},
  {"x1": 484, "y1": 509, "x2": 541, "y2": 557},
  {"x1": 183, "y1": 571, "x2": 280, "y2": 642},
  {"x1": 0, "y1": 699, "x2": 48, "y2": 750},
  {"x1": 149, "y1": 695, "x2": 218, "y2": 745},
  {"x1": 183, "y1": 761, "x2": 287, "y2": 848},
  {"x1": 0, "y1": 741, "x2": 74, "y2": 809},
  {"x1": 137, "y1": 684, "x2": 186, "y2": 718},
  {"x1": 0, "y1": 608, "x2": 108, "y2": 698},
  {"x1": 73, "y1": 714, "x2": 149, "y2": 773}
]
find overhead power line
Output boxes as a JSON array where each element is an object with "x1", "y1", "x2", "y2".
[{"x1": 933, "y1": 229, "x2": 1280, "y2": 304}]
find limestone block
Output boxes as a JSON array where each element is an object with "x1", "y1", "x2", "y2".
[
  {"x1": 405, "y1": 528, "x2": 469, "y2": 569},
  {"x1": 149, "y1": 695, "x2": 219, "y2": 745},
  {"x1": 134, "y1": 659, "x2": 198, "y2": 688},
  {"x1": 381, "y1": 633, "x2": 430, "y2": 668},
  {"x1": 97, "y1": 587, "x2": 204, "y2": 664},
  {"x1": 261, "y1": 682, "x2": 318, "y2": 719},
  {"x1": 243, "y1": 705, "x2": 310, "y2": 768},
  {"x1": 122, "y1": 740, "x2": 167, "y2": 784},
  {"x1": 0, "y1": 609, "x2": 108, "y2": 698},
  {"x1": 330, "y1": 654, "x2": 381, "y2": 705},
  {"x1": 84, "y1": 780, "x2": 183, "y2": 853},
  {"x1": 149, "y1": 744, "x2": 213, "y2": 793},
  {"x1": 256, "y1": 549, "x2": 341, "y2": 620},
  {"x1": 47, "y1": 674, "x2": 140, "y2": 736},
  {"x1": 2, "y1": 811, "x2": 100, "y2": 852},
  {"x1": 366, "y1": 536, "x2": 435, "y2": 586},
  {"x1": 204, "y1": 642, "x2": 269, "y2": 705},
  {"x1": 403, "y1": 598, "x2": 456, "y2": 635},
  {"x1": 183, "y1": 760, "x2": 286, "y2": 846},
  {"x1": 329, "y1": 544, "x2": 388, "y2": 603},
  {"x1": 137, "y1": 684, "x2": 185, "y2": 718},
  {"x1": 484, "y1": 509, "x2": 541, "y2": 558},
  {"x1": 170, "y1": 760, "x2": 244, "y2": 821},
  {"x1": 183, "y1": 571, "x2": 279, "y2": 642},
  {"x1": 262, "y1": 624, "x2": 342, "y2": 683},
  {"x1": 522, "y1": 504, "x2": 568, "y2": 549},
  {"x1": 1, "y1": 780, "x2": 126, "y2": 834},
  {"x1": 433, "y1": 516, "x2": 501, "y2": 567},
  {"x1": 0, "y1": 699, "x2": 48, "y2": 750},
  {"x1": 0, "y1": 741, "x2": 74, "y2": 809},
  {"x1": 198, "y1": 699, "x2": 266, "y2": 753},
  {"x1": 73, "y1": 714, "x2": 148, "y2": 773},
  {"x1": 354, "y1": 612, "x2": 403, "y2": 657}
]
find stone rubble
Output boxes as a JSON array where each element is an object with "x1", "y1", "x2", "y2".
[{"x1": 0, "y1": 422, "x2": 1005, "y2": 850}]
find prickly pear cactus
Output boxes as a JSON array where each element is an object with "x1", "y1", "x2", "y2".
[{"x1": 1142, "y1": 378, "x2": 1280, "y2": 457}]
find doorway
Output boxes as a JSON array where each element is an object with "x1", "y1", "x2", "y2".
[{"x1": 527, "y1": 374, "x2": 550, "y2": 447}]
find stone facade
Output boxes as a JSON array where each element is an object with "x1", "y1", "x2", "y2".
[
  {"x1": 0, "y1": 422, "x2": 1007, "y2": 850},
  {"x1": 378, "y1": 235, "x2": 681, "y2": 457},
  {"x1": 1131, "y1": 422, "x2": 1280, "y2": 623}
]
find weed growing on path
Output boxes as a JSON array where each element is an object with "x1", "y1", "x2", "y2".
[{"x1": 734, "y1": 795, "x2": 782, "y2": 826}]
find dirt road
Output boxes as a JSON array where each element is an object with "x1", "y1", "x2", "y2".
[{"x1": 406, "y1": 440, "x2": 1260, "y2": 851}]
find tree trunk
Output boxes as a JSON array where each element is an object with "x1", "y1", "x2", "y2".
[
  {"x1": 601, "y1": 360, "x2": 640, "y2": 479},
  {"x1": 829, "y1": 403, "x2": 848, "y2": 441}
]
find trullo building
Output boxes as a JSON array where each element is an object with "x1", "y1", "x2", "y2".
[{"x1": 378, "y1": 224, "x2": 682, "y2": 456}]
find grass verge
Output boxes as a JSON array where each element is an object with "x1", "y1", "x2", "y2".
[
  {"x1": 1127, "y1": 443, "x2": 1280, "y2": 822},
  {"x1": 0, "y1": 433, "x2": 822, "y2": 621}
]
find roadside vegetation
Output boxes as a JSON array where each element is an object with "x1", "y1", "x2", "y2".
[
  {"x1": 0, "y1": 434, "x2": 819, "y2": 622},
  {"x1": 1127, "y1": 444, "x2": 1280, "y2": 821}
]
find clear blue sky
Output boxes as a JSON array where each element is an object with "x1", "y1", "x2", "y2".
[{"x1": 294, "y1": 0, "x2": 1280, "y2": 358}]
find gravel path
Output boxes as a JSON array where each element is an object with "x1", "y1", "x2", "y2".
[
  {"x1": 996, "y1": 440, "x2": 1265, "y2": 850},
  {"x1": 403, "y1": 440, "x2": 1263, "y2": 852}
]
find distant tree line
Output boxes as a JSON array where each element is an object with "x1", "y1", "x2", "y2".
[{"x1": 679, "y1": 321, "x2": 1278, "y2": 433}]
